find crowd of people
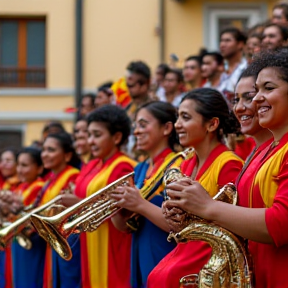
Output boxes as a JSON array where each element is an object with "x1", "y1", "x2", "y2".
[{"x1": 1, "y1": 2, "x2": 288, "y2": 288}]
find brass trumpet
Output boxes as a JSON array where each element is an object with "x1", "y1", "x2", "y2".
[
  {"x1": 30, "y1": 172, "x2": 134, "y2": 260},
  {"x1": 0, "y1": 195, "x2": 64, "y2": 250}
]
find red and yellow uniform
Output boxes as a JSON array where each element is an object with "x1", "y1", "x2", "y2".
[
  {"x1": 0, "y1": 176, "x2": 21, "y2": 288},
  {"x1": 238, "y1": 133, "x2": 288, "y2": 287},
  {"x1": 234, "y1": 136, "x2": 256, "y2": 161},
  {"x1": 74, "y1": 151, "x2": 136, "y2": 288},
  {"x1": 147, "y1": 144, "x2": 243, "y2": 288},
  {"x1": 16, "y1": 178, "x2": 44, "y2": 206},
  {"x1": 41, "y1": 165, "x2": 79, "y2": 288},
  {"x1": 12, "y1": 178, "x2": 45, "y2": 288}
]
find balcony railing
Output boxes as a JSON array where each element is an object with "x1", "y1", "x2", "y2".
[{"x1": 0, "y1": 67, "x2": 46, "y2": 87}]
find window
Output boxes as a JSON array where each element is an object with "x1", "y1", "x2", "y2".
[
  {"x1": 0, "y1": 17, "x2": 46, "y2": 87},
  {"x1": 0, "y1": 130, "x2": 23, "y2": 151},
  {"x1": 204, "y1": 4, "x2": 267, "y2": 50}
]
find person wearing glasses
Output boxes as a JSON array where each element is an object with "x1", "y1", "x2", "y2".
[{"x1": 111, "y1": 101, "x2": 183, "y2": 288}]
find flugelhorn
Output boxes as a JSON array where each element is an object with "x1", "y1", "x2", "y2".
[
  {"x1": 30, "y1": 172, "x2": 134, "y2": 260},
  {"x1": 0, "y1": 195, "x2": 63, "y2": 250}
]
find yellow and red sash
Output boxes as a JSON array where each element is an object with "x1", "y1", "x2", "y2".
[
  {"x1": 40, "y1": 166, "x2": 79, "y2": 205},
  {"x1": 86, "y1": 155, "x2": 136, "y2": 288},
  {"x1": 252, "y1": 143, "x2": 288, "y2": 207},
  {"x1": 198, "y1": 151, "x2": 242, "y2": 197},
  {"x1": 20, "y1": 179, "x2": 44, "y2": 205}
]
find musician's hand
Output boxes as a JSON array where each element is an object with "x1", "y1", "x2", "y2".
[
  {"x1": 110, "y1": 186, "x2": 145, "y2": 213},
  {"x1": 0, "y1": 192, "x2": 23, "y2": 216},
  {"x1": 165, "y1": 181, "x2": 213, "y2": 219},
  {"x1": 162, "y1": 201, "x2": 187, "y2": 232},
  {"x1": 59, "y1": 194, "x2": 81, "y2": 208}
]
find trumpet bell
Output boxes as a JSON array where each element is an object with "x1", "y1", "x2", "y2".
[{"x1": 31, "y1": 214, "x2": 72, "y2": 260}]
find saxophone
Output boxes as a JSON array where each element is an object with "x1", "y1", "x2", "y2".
[{"x1": 164, "y1": 169, "x2": 252, "y2": 288}]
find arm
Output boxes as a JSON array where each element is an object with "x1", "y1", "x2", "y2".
[{"x1": 111, "y1": 186, "x2": 171, "y2": 233}]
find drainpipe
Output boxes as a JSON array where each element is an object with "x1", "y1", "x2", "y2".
[
  {"x1": 159, "y1": 0, "x2": 165, "y2": 63},
  {"x1": 75, "y1": 0, "x2": 83, "y2": 111}
]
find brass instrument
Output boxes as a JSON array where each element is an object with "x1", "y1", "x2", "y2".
[
  {"x1": 0, "y1": 195, "x2": 64, "y2": 250},
  {"x1": 30, "y1": 172, "x2": 134, "y2": 260},
  {"x1": 164, "y1": 169, "x2": 252, "y2": 288}
]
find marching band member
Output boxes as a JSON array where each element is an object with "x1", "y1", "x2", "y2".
[
  {"x1": 111, "y1": 101, "x2": 183, "y2": 288},
  {"x1": 147, "y1": 88, "x2": 243, "y2": 288},
  {"x1": 0, "y1": 148, "x2": 20, "y2": 288},
  {"x1": 61, "y1": 105, "x2": 136, "y2": 288},
  {"x1": 40, "y1": 132, "x2": 80, "y2": 288},
  {"x1": 11, "y1": 147, "x2": 46, "y2": 288}
]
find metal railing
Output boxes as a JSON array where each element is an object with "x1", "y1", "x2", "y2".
[{"x1": 0, "y1": 67, "x2": 46, "y2": 87}]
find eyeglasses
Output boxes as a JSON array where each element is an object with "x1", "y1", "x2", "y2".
[
  {"x1": 231, "y1": 91, "x2": 257, "y2": 105},
  {"x1": 132, "y1": 119, "x2": 150, "y2": 130}
]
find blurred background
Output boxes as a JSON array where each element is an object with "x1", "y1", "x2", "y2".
[{"x1": 0, "y1": 0, "x2": 278, "y2": 149}]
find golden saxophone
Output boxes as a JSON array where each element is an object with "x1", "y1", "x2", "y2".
[
  {"x1": 164, "y1": 169, "x2": 252, "y2": 288},
  {"x1": 0, "y1": 182, "x2": 75, "y2": 250}
]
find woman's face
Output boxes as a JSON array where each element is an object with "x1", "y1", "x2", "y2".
[
  {"x1": 175, "y1": 99, "x2": 208, "y2": 148},
  {"x1": 41, "y1": 137, "x2": 69, "y2": 172},
  {"x1": 87, "y1": 121, "x2": 119, "y2": 161},
  {"x1": 17, "y1": 153, "x2": 41, "y2": 183},
  {"x1": 254, "y1": 67, "x2": 288, "y2": 137},
  {"x1": 0, "y1": 151, "x2": 17, "y2": 178},
  {"x1": 134, "y1": 108, "x2": 169, "y2": 154},
  {"x1": 233, "y1": 76, "x2": 259, "y2": 136}
]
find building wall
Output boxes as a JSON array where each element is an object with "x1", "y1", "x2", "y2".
[{"x1": 0, "y1": 0, "x2": 278, "y2": 146}]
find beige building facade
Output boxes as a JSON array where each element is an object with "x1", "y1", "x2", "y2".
[{"x1": 0, "y1": 0, "x2": 276, "y2": 148}]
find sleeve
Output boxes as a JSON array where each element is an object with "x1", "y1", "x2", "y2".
[
  {"x1": 266, "y1": 158, "x2": 288, "y2": 247},
  {"x1": 108, "y1": 161, "x2": 135, "y2": 184},
  {"x1": 218, "y1": 159, "x2": 243, "y2": 187}
]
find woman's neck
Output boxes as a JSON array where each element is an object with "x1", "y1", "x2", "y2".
[
  {"x1": 147, "y1": 142, "x2": 170, "y2": 161},
  {"x1": 52, "y1": 163, "x2": 68, "y2": 175},
  {"x1": 253, "y1": 129, "x2": 273, "y2": 148},
  {"x1": 194, "y1": 138, "x2": 220, "y2": 171}
]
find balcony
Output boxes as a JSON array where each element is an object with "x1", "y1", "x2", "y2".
[{"x1": 0, "y1": 67, "x2": 46, "y2": 88}]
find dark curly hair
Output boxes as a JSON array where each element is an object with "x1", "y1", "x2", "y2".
[
  {"x1": 181, "y1": 88, "x2": 240, "y2": 140},
  {"x1": 249, "y1": 47, "x2": 288, "y2": 82},
  {"x1": 87, "y1": 104, "x2": 131, "y2": 147},
  {"x1": 136, "y1": 101, "x2": 179, "y2": 150}
]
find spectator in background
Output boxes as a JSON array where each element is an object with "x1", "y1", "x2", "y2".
[
  {"x1": 245, "y1": 33, "x2": 262, "y2": 63},
  {"x1": 73, "y1": 118, "x2": 91, "y2": 166},
  {"x1": 153, "y1": 63, "x2": 170, "y2": 100},
  {"x1": 94, "y1": 82, "x2": 115, "y2": 108},
  {"x1": 182, "y1": 55, "x2": 203, "y2": 91},
  {"x1": 125, "y1": 61, "x2": 152, "y2": 121},
  {"x1": 261, "y1": 23, "x2": 288, "y2": 50},
  {"x1": 79, "y1": 93, "x2": 95, "y2": 117},
  {"x1": 42, "y1": 121, "x2": 66, "y2": 143},
  {"x1": 218, "y1": 27, "x2": 247, "y2": 102},
  {"x1": 160, "y1": 68, "x2": 185, "y2": 107},
  {"x1": 202, "y1": 52, "x2": 225, "y2": 90},
  {"x1": 272, "y1": 2, "x2": 288, "y2": 25}
]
